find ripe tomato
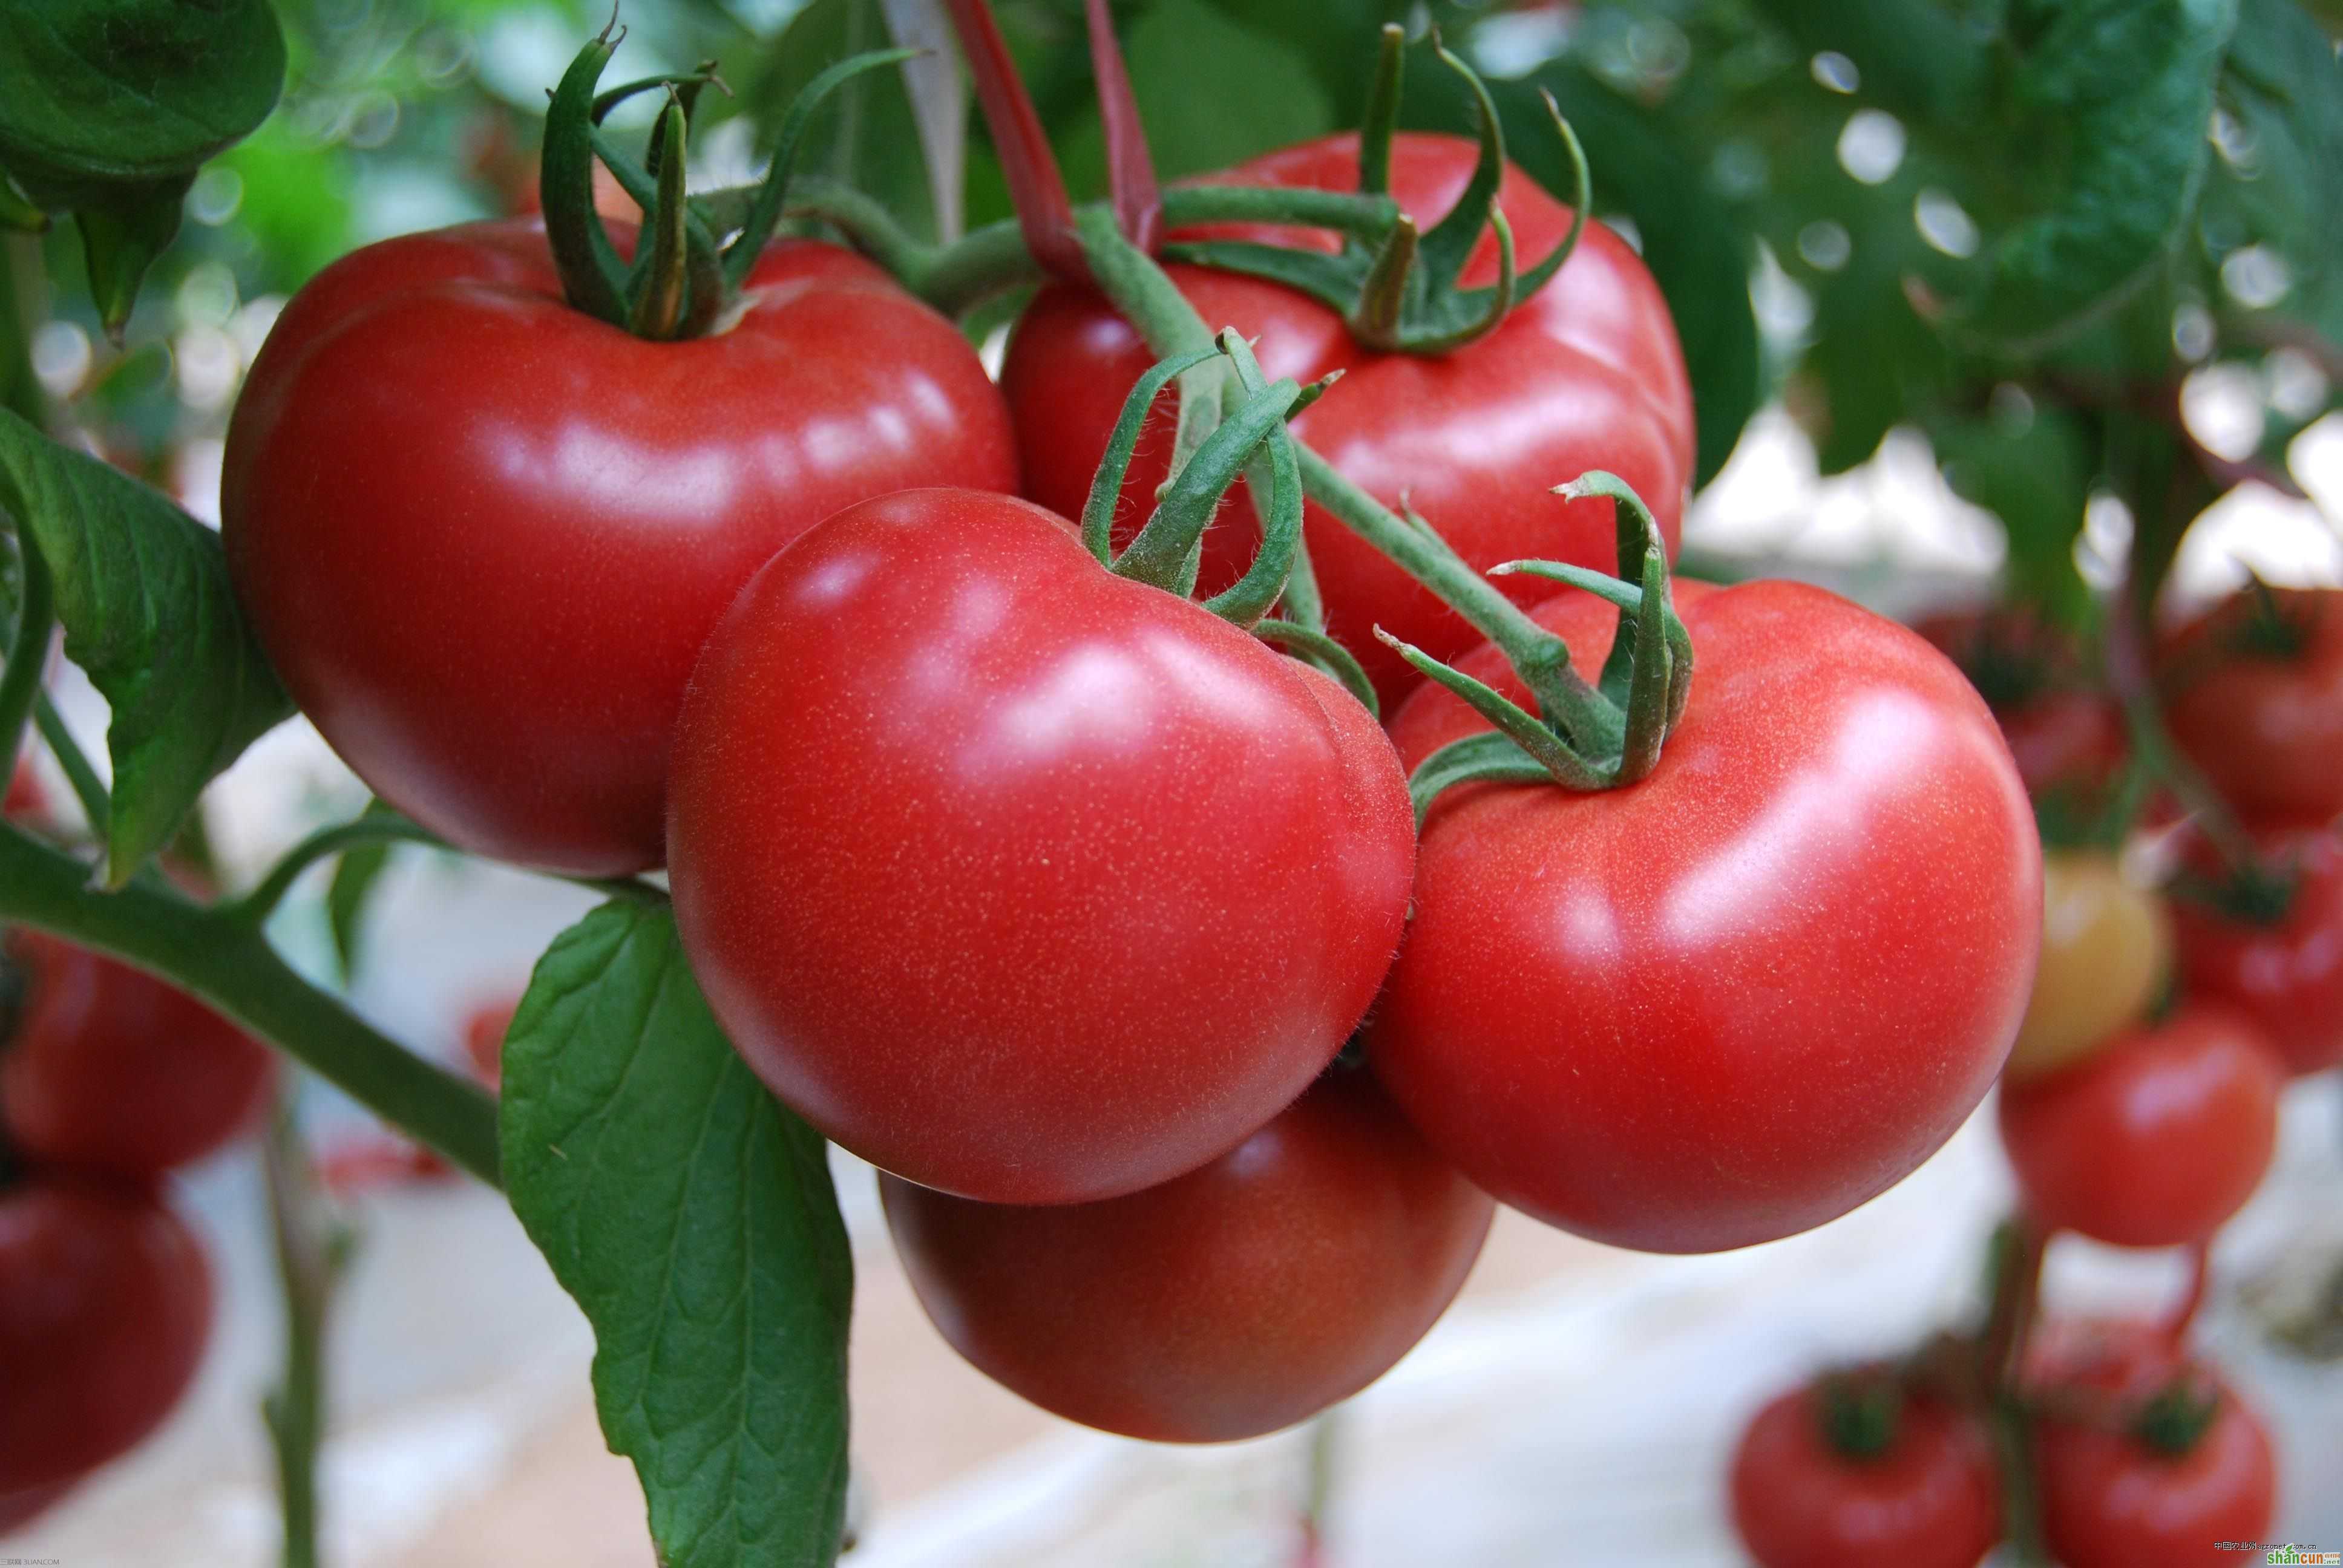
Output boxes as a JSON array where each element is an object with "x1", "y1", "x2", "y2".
[
  {"x1": 223, "y1": 219, "x2": 1017, "y2": 876},
  {"x1": 2161, "y1": 585, "x2": 2343, "y2": 827},
  {"x1": 0, "y1": 1178, "x2": 212, "y2": 1491},
  {"x1": 879, "y1": 1065, "x2": 1491, "y2": 1442},
  {"x1": 2171, "y1": 824, "x2": 2343, "y2": 1076},
  {"x1": 2033, "y1": 1354, "x2": 2276, "y2": 1568},
  {"x1": 1997, "y1": 1005, "x2": 2281, "y2": 1248},
  {"x1": 460, "y1": 995, "x2": 519, "y2": 1091},
  {"x1": 2004, "y1": 853, "x2": 2171, "y2": 1083},
  {"x1": 2, "y1": 765, "x2": 40, "y2": 822},
  {"x1": 2, "y1": 932, "x2": 274, "y2": 1178},
  {"x1": 0, "y1": 1479, "x2": 74, "y2": 1534},
  {"x1": 667, "y1": 489, "x2": 1414, "y2": 1205},
  {"x1": 1002, "y1": 132, "x2": 1694, "y2": 705},
  {"x1": 1370, "y1": 581, "x2": 2039, "y2": 1252},
  {"x1": 1911, "y1": 607, "x2": 2128, "y2": 805},
  {"x1": 1728, "y1": 1382, "x2": 2001, "y2": 1568}
]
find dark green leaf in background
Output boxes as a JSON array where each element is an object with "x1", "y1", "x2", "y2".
[
  {"x1": 0, "y1": 410, "x2": 292, "y2": 884},
  {"x1": 0, "y1": 0, "x2": 287, "y2": 206},
  {"x1": 501, "y1": 900, "x2": 854, "y2": 1568},
  {"x1": 1930, "y1": 400, "x2": 2100, "y2": 626}
]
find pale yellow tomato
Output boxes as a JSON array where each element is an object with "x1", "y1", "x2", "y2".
[{"x1": 2004, "y1": 852, "x2": 2172, "y2": 1083}]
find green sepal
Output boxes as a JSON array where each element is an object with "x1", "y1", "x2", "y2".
[
  {"x1": 1375, "y1": 627, "x2": 1604, "y2": 792},
  {"x1": 1201, "y1": 330, "x2": 1306, "y2": 629},
  {"x1": 1078, "y1": 345, "x2": 1219, "y2": 565},
  {"x1": 1115, "y1": 371, "x2": 1301, "y2": 591},
  {"x1": 1252, "y1": 620, "x2": 1378, "y2": 717},
  {"x1": 73, "y1": 178, "x2": 188, "y2": 344},
  {"x1": 723, "y1": 48, "x2": 918, "y2": 291},
  {"x1": 542, "y1": 29, "x2": 632, "y2": 327},
  {"x1": 1405, "y1": 730, "x2": 1559, "y2": 826}
]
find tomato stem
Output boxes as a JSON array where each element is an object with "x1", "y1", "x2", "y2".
[
  {"x1": 261, "y1": 1097, "x2": 352, "y2": 1568},
  {"x1": 0, "y1": 818, "x2": 501, "y2": 1184},
  {"x1": 0, "y1": 528, "x2": 52, "y2": 783},
  {"x1": 2161, "y1": 1240, "x2": 2212, "y2": 1345},
  {"x1": 943, "y1": 0, "x2": 1089, "y2": 283},
  {"x1": 1084, "y1": 0, "x2": 1161, "y2": 255},
  {"x1": 32, "y1": 690, "x2": 106, "y2": 838}
]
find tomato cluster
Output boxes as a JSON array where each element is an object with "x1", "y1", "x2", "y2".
[
  {"x1": 1732, "y1": 1326, "x2": 2276, "y2": 1568},
  {"x1": 0, "y1": 782, "x2": 263, "y2": 1526}
]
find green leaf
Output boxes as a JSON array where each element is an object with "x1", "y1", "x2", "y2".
[
  {"x1": 500, "y1": 901, "x2": 853, "y2": 1568},
  {"x1": 1929, "y1": 403, "x2": 2099, "y2": 627},
  {"x1": 0, "y1": 408, "x2": 292, "y2": 886},
  {"x1": 0, "y1": 0, "x2": 286, "y2": 206},
  {"x1": 2203, "y1": 0, "x2": 2343, "y2": 347},
  {"x1": 1746, "y1": 0, "x2": 1994, "y2": 126},
  {"x1": 1957, "y1": 0, "x2": 2239, "y2": 347}
]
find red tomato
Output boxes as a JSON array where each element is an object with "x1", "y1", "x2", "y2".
[
  {"x1": 880, "y1": 1065, "x2": 1491, "y2": 1442},
  {"x1": 0, "y1": 1479, "x2": 75, "y2": 1534},
  {"x1": 1997, "y1": 691, "x2": 2129, "y2": 804},
  {"x1": 1382, "y1": 578, "x2": 1718, "y2": 756},
  {"x1": 2, "y1": 932, "x2": 274, "y2": 1178},
  {"x1": 2035, "y1": 1362, "x2": 2276, "y2": 1568},
  {"x1": 1002, "y1": 132, "x2": 1694, "y2": 706},
  {"x1": 2171, "y1": 824, "x2": 2343, "y2": 1075},
  {"x1": 2161, "y1": 585, "x2": 2343, "y2": 827},
  {"x1": 1910, "y1": 607, "x2": 2128, "y2": 803},
  {"x1": 460, "y1": 995, "x2": 520, "y2": 1091},
  {"x1": 2, "y1": 765, "x2": 40, "y2": 823},
  {"x1": 0, "y1": 1178, "x2": 212, "y2": 1491},
  {"x1": 1369, "y1": 581, "x2": 2039, "y2": 1253},
  {"x1": 1728, "y1": 1383, "x2": 2001, "y2": 1568},
  {"x1": 315, "y1": 1135, "x2": 454, "y2": 1195},
  {"x1": 668, "y1": 489, "x2": 1415, "y2": 1205},
  {"x1": 1997, "y1": 1005, "x2": 2282, "y2": 1248},
  {"x1": 223, "y1": 218, "x2": 1017, "y2": 876}
]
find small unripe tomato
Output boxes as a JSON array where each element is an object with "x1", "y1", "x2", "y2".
[
  {"x1": 2004, "y1": 852, "x2": 2172, "y2": 1083},
  {"x1": 0, "y1": 1178, "x2": 212, "y2": 1491},
  {"x1": 880, "y1": 1067, "x2": 1492, "y2": 1443},
  {"x1": 1998, "y1": 1004, "x2": 2282, "y2": 1248}
]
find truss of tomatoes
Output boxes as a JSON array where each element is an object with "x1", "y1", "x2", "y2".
[
  {"x1": 208, "y1": 94, "x2": 2042, "y2": 1443},
  {"x1": 0, "y1": 782, "x2": 269, "y2": 1521}
]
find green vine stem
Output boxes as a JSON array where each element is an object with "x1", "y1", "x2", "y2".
[
  {"x1": 1067, "y1": 212, "x2": 1605, "y2": 736},
  {"x1": 32, "y1": 690, "x2": 105, "y2": 836},
  {"x1": 1977, "y1": 1217, "x2": 2051, "y2": 1564},
  {"x1": 0, "y1": 820, "x2": 500, "y2": 1184},
  {"x1": 261, "y1": 1097, "x2": 353, "y2": 1568},
  {"x1": 0, "y1": 528, "x2": 50, "y2": 777}
]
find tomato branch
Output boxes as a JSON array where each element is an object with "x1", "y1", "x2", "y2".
[
  {"x1": 0, "y1": 820, "x2": 501, "y2": 1185},
  {"x1": 260, "y1": 1100, "x2": 352, "y2": 1568}
]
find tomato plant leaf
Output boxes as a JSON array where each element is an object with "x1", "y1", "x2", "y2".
[
  {"x1": 325, "y1": 799, "x2": 406, "y2": 984},
  {"x1": 0, "y1": 0, "x2": 284, "y2": 207},
  {"x1": 500, "y1": 900, "x2": 853, "y2": 1568},
  {"x1": 0, "y1": 410, "x2": 292, "y2": 886}
]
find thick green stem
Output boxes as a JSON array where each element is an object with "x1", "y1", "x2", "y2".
[
  {"x1": 0, "y1": 821, "x2": 500, "y2": 1184},
  {"x1": 263, "y1": 1100, "x2": 349, "y2": 1568},
  {"x1": 1158, "y1": 184, "x2": 1400, "y2": 241}
]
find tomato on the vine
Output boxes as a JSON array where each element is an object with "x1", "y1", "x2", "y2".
[
  {"x1": 2004, "y1": 852, "x2": 2171, "y2": 1083},
  {"x1": 2, "y1": 931, "x2": 274, "y2": 1178},
  {"x1": 0, "y1": 1178, "x2": 212, "y2": 1492},
  {"x1": 1371, "y1": 581, "x2": 2039, "y2": 1253},
  {"x1": 1003, "y1": 132, "x2": 1694, "y2": 705},
  {"x1": 2171, "y1": 823, "x2": 2343, "y2": 1076},
  {"x1": 2032, "y1": 1342, "x2": 2276, "y2": 1568},
  {"x1": 2, "y1": 765, "x2": 39, "y2": 823},
  {"x1": 223, "y1": 219, "x2": 1017, "y2": 877},
  {"x1": 2160, "y1": 584, "x2": 2343, "y2": 827},
  {"x1": 1728, "y1": 1380, "x2": 2001, "y2": 1568},
  {"x1": 1997, "y1": 1004, "x2": 2282, "y2": 1248},
  {"x1": 461, "y1": 995, "x2": 520, "y2": 1091},
  {"x1": 667, "y1": 489, "x2": 1414, "y2": 1206},
  {"x1": 880, "y1": 1064, "x2": 1491, "y2": 1443}
]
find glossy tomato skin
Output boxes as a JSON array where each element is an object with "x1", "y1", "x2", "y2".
[
  {"x1": 2005, "y1": 853, "x2": 2172, "y2": 1083},
  {"x1": 2161, "y1": 586, "x2": 2343, "y2": 827},
  {"x1": 223, "y1": 219, "x2": 1017, "y2": 876},
  {"x1": 2035, "y1": 1367, "x2": 2276, "y2": 1568},
  {"x1": 1997, "y1": 1005, "x2": 2282, "y2": 1248},
  {"x1": 0, "y1": 1178, "x2": 212, "y2": 1491},
  {"x1": 880, "y1": 1066, "x2": 1492, "y2": 1443},
  {"x1": 1370, "y1": 581, "x2": 2040, "y2": 1253},
  {"x1": 1728, "y1": 1385, "x2": 2001, "y2": 1568},
  {"x1": 1003, "y1": 132, "x2": 1693, "y2": 707},
  {"x1": 2, "y1": 932, "x2": 274, "y2": 1178},
  {"x1": 667, "y1": 489, "x2": 1415, "y2": 1206},
  {"x1": 2171, "y1": 825, "x2": 2343, "y2": 1076}
]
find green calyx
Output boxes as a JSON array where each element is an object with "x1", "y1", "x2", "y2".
[
  {"x1": 1397, "y1": 471, "x2": 1693, "y2": 824},
  {"x1": 1816, "y1": 1370, "x2": 1905, "y2": 1462},
  {"x1": 1162, "y1": 25, "x2": 1588, "y2": 356},
  {"x1": 2167, "y1": 848, "x2": 2302, "y2": 929},
  {"x1": 2224, "y1": 572, "x2": 2315, "y2": 661},
  {"x1": 2131, "y1": 1376, "x2": 2222, "y2": 1457},
  {"x1": 541, "y1": 25, "x2": 912, "y2": 340}
]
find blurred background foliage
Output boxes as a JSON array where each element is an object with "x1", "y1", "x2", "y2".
[{"x1": 9, "y1": 0, "x2": 2339, "y2": 618}]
